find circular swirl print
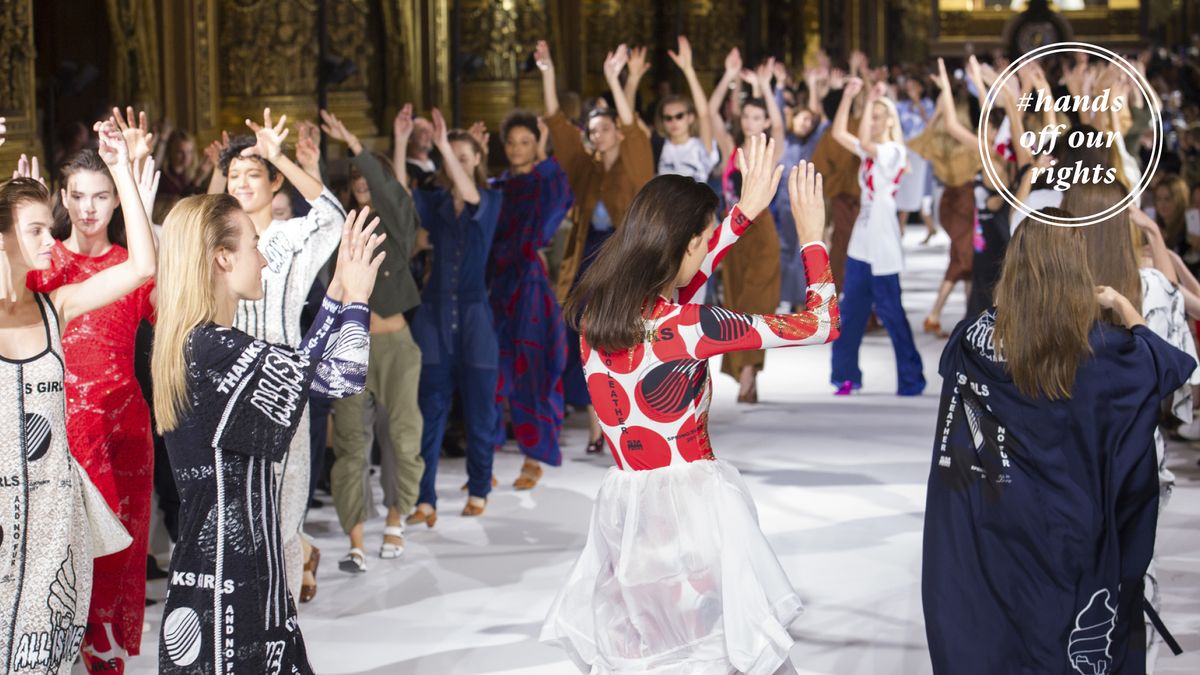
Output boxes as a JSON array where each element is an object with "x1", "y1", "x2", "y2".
[
  {"x1": 636, "y1": 360, "x2": 706, "y2": 424},
  {"x1": 162, "y1": 607, "x2": 203, "y2": 666}
]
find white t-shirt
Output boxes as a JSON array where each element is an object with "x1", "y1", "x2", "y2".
[
  {"x1": 658, "y1": 137, "x2": 720, "y2": 183},
  {"x1": 847, "y1": 140, "x2": 907, "y2": 275},
  {"x1": 1010, "y1": 188, "x2": 1062, "y2": 234}
]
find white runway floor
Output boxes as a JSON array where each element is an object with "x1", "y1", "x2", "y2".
[{"x1": 125, "y1": 227, "x2": 1200, "y2": 674}]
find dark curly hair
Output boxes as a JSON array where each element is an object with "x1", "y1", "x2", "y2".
[
  {"x1": 500, "y1": 109, "x2": 541, "y2": 143},
  {"x1": 218, "y1": 135, "x2": 279, "y2": 181}
]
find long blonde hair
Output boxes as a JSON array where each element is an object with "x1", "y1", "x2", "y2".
[
  {"x1": 994, "y1": 209, "x2": 1097, "y2": 400},
  {"x1": 151, "y1": 194, "x2": 243, "y2": 432}
]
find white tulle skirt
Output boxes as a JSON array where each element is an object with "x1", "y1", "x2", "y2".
[{"x1": 541, "y1": 458, "x2": 802, "y2": 674}]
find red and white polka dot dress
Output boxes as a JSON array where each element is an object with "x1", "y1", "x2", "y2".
[{"x1": 541, "y1": 207, "x2": 841, "y2": 675}]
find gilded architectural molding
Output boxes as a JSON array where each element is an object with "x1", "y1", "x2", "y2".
[
  {"x1": 0, "y1": 0, "x2": 36, "y2": 162},
  {"x1": 105, "y1": 0, "x2": 162, "y2": 116}
]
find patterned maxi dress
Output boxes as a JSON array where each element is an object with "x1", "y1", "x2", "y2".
[
  {"x1": 1, "y1": 293, "x2": 96, "y2": 674},
  {"x1": 488, "y1": 158, "x2": 573, "y2": 464},
  {"x1": 27, "y1": 241, "x2": 155, "y2": 664}
]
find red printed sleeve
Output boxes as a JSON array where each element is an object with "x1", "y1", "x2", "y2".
[
  {"x1": 675, "y1": 206, "x2": 752, "y2": 304},
  {"x1": 680, "y1": 243, "x2": 840, "y2": 360}
]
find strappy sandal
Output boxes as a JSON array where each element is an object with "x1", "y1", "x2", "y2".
[
  {"x1": 299, "y1": 546, "x2": 320, "y2": 603},
  {"x1": 380, "y1": 526, "x2": 406, "y2": 559},
  {"x1": 406, "y1": 504, "x2": 437, "y2": 528},
  {"x1": 513, "y1": 459, "x2": 543, "y2": 490},
  {"x1": 462, "y1": 496, "x2": 487, "y2": 517},
  {"x1": 338, "y1": 548, "x2": 367, "y2": 574},
  {"x1": 585, "y1": 438, "x2": 605, "y2": 455}
]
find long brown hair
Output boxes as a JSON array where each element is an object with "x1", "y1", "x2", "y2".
[
  {"x1": 565, "y1": 175, "x2": 719, "y2": 351},
  {"x1": 994, "y1": 210, "x2": 1097, "y2": 400},
  {"x1": 1063, "y1": 181, "x2": 1141, "y2": 325}
]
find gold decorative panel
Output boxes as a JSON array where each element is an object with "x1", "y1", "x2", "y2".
[{"x1": 0, "y1": 0, "x2": 36, "y2": 162}]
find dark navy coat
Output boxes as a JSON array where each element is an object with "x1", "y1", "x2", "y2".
[{"x1": 923, "y1": 309, "x2": 1194, "y2": 675}]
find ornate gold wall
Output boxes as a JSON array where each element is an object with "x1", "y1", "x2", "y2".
[{"x1": 2, "y1": 0, "x2": 1197, "y2": 166}]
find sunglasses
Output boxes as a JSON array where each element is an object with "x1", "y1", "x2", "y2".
[{"x1": 662, "y1": 111, "x2": 689, "y2": 122}]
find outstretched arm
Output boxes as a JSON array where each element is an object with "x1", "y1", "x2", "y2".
[
  {"x1": 831, "y1": 77, "x2": 865, "y2": 155},
  {"x1": 55, "y1": 118, "x2": 157, "y2": 323},
  {"x1": 431, "y1": 108, "x2": 480, "y2": 205},
  {"x1": 623, "y1": 46, "x2": 650, "y2": 124},
  {"x1": 708, "y1": 47, "x2": 743, "y2": 164},
  {"x1": 934, "y1": 59, "x2": 979, "y2": 148},
  {"x1": 536, "y1": 40, "x2": 561, "y2": 118},
  {"x1": 668, "y1": 36, "x2": 714, "y2": 153},
  {"x1": 604, "y1": 44, "x2": 636, "y2": 127}
]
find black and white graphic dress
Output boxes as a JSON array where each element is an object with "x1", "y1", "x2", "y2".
[
  {"x1": 159, "y1": 297, "x2": 368, "y2": 675},
  {"x1": 0, "y1": 293, "x2": 93, "y2": 674}
]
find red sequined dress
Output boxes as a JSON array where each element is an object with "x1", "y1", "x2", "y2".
[
  {"x1": 28, "y1": 241, "x2": 155, "y2": 665},
  {"x1": 540, "y1": 207, "x2": 841, "y2": 675}
]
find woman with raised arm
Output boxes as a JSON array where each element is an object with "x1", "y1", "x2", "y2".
[
  {"x1": 537, "y1": 39, "x2": 654, "y2": 454},
  {"x1": 153, "y1": 198, "x2": 376, "y2": 675},
  {"x1": 317, "y1": 108, "x2": 425, "y2": 577},
  {"x1": 1, "y1": 118, "x2": 154, "y2": 675},
  {"x1": 923, "y1": 212, "x2": 1194, "y2": 675},
  {"x1": 395, "y1": 108, "x2": 503, "y2": 542},
  {"x1": 218, "y1": 108, "x2": 348, "y2": 603},
  {"x1": 542, "y1": 135, "x2": 839, "y2": 674},
  {"x1": 488, "y1": 110, "x2": 573, "y2": 490},
  {"x1": 24, "y1": 107, "x2": 160, "y2": 674},
  {"x1": 655, "y1": 35, "x2": 720, "y2": 183},
  {"x1": 709, "y1": 51, "x2": 786, "y2": 403},
  {"x1": 828, "y1": 76, "x2": 924, "y2": 397}
]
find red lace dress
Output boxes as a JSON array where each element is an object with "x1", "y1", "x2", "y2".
[
  {"x1": 28, "y1": 241, "x2": 155, "y2": 666},
  {"x1": 541, "y1": 207, "x2": 841, "y2": 675}
]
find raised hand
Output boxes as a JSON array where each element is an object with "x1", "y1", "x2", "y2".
[
  {"x1": 94, "y1": 118, "x2": 131, "y2": 168},
  {"x1": 393, "y1": 103, "x2": 414, "y2": 144},
  {"x1": 773, "y1": 60, "x2": 789, "y2": 87},
  {"x1": 788, "y1": 160, "x2": 825, "y2": 244},
  {"x1": 667, "y1": 35, "x2": 694, "y2": 72},
  {"x1": 723, "y1": 46, "x2": 743, "y2": 78},
  {"x1": 829, "y1": 68, "x2": 847, "y2": 90},
  {"x1": 430, "y1": 107, "x2": 449, "y2": 149},
  {"x1": 112, "y1": 106, "x2": 155, "y2": 162},
  {"x1": 243, "y1": 107, "x2": 289, "y2": 161},
  {"x1": 330, "y1": 207, "x2": 386, "y2": 304},
  {"x1": 843, "y1": 76, "x2": 865, "y2": 98},
  {"x1": 534, "y1": 39, "x2": 554, "y2": 72},
  {"x1": 755, "y1": 58, "x2": 776, "y2": 90},
  {"x1": 627, "y1": 46, "x2": 651, "y2": 81},
  {"x1": 733, "y1": 133, "x2": 784, "y2": 221},
  {"x1": 134, "y1": 155, "x2": 161, "y2": 220},
  {"x1": 468, "y1": 121, "x2": 490, "y2": 153},
  {"x1": 12, "y1": 154, "x2": 45, "y2": 186},
  {"x1": 203, "y1": 130, "x2": 230, "y2": 167},
  {"x1": 603, "y1": 44, "x2": 629, "y2": 82},
  {"x1": 296, "y1": 120, "x2": 322, "y2": 176},
  {"x1": 318, "y1": 109, "x2": 354, "y2": 145}
]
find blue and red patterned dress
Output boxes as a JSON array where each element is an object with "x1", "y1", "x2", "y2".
[{"x1": 488, "y1": 158, "x2": 573, "y2": 465}]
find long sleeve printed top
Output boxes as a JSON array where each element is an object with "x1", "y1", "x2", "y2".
[
  {"x1": 159, "y1": 297, "x2": 369, "y2": 675},
  {"x1": 583, "y1": 207, "x2": 841, "y2": 471},
  {"x1": 236, "y1": 188, "x2": 346, "y2": 345}
]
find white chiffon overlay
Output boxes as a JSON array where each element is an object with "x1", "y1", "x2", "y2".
[{"x1": 541, "y1": 459, "x2": 803, "y2": 674}]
